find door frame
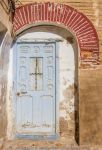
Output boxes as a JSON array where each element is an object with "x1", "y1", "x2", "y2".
[{"x1": 13, "y1": 38, "x2": 60, "y2": 140}]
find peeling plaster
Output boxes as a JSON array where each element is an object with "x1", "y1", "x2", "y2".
[{"x1": 7, "y1": 48, "x2": 15, "y2": 139}]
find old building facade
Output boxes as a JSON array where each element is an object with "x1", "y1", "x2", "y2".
[{"x1": 0, "y1": 0, "x2": 102, "y2": 149}]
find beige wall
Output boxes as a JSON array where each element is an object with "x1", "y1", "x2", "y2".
[{"x1": 0, "y1": 1, "x2": 13, "y2": 34}]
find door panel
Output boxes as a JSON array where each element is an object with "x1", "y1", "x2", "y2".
[
  {"x1": 16, "y1": 42, "x2": 56, "y2": 135},
  {"x1": 17, "y1": 96, "x2": 33, "y2": 133}
]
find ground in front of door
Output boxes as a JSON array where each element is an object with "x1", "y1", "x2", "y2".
[{"x1": 1, "y1": 139, "x2": 102, "y2": 150}]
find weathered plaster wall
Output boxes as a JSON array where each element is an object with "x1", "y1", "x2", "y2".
[
  {"x1": 0, "y1": 1, "x2": 13, "y2": 149},
  {"x1": 0, "y1": 33, "x2": 12, "y2": 149},
  {"x1": 79, "y1": 68, "x2": 102, "y2": 145},
  {"x1": 0, "y1": 1, "x2": 13, "y2": 35}
]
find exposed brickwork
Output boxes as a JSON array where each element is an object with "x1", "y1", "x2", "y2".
[{"x1": 13, "y1": 2, "x2": 99, "y2": 67}]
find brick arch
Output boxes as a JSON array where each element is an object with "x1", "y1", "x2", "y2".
[{"x1": 13, "y1": 2, "x2": 99, "y2": 67}]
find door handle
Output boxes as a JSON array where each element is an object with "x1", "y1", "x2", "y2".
[
  {"x1": 17, "y1": 91, "x2": 27, "y2": 96},
  {"x1": 21, "y1": 91, "x2": 27, "y2": 94}
]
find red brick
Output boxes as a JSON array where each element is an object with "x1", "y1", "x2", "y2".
[{"x1": 13, "y1": 2, "x2": 99, "y2": 66}]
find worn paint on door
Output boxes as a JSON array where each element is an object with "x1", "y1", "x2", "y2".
[{"x1": 16, "y1": 42, "x2": 56, "y2": 136}]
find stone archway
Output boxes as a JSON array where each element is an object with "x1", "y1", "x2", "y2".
[{"x1": 13, "y1": 2, "x2": 99, "y2": 67}]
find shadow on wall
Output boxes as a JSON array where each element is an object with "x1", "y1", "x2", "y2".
[
  {"x1": 18, "y1": 25, "x2": 79, "y2": 144},
  {"x1": 0, "y1": 22, "x2": 7, "y2": 45}
]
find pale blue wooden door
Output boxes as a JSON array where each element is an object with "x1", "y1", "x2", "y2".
[{"x1": 16, "y1": 42, "x2": 56, "y2": 136}]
